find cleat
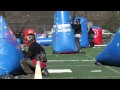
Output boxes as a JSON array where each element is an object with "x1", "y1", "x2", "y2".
[{"x1": 42, "y1": 68, "x2": 49, "y2": 76}]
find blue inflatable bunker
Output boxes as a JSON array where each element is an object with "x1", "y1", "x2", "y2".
[
  {"x1": 75, "y1": 17, "x2": 89, "y2": 48},
  {"x1": 0, "y1": 16, "x2": 24, "y2": 75},
  {"x1": 95, "y1": 27, "x2": 120, "y2": 66},
  {"x1": 36, "y1": 34, "x2": 52, "y2": 46},
  {"x1": 52, "y1": 11, "x2": 78, "y2": 53}
]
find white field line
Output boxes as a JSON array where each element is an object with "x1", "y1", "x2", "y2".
[
  {"x1": 81, "y1": 60, "x2": 95, "y2": 61},
  {"x1": 105, "y1": 66, "x2": 120, "y2": 74},
  {"x1": 47, "y1": 65, "x2": 95, "y2": 68},
  {"x1": 85, "y1": 54, "x2": 95, "y2": 60},
  {"x1": 85, "y1": 54, "x2": 120, "y2": 74},
  {"x1": 48, "y1": 60, "x2": 95, "y2": 62},
  {"x1": 90, "y1": 70, "x2": 102, "y2": 72},
  {"x1": 48, "y1": 69, "x2": 72, "y2": 73},
  {"x1": 48, "y1": 60, "x2": 79, "y2": 62},
  {"x1": 44, "y1": 76, "x2": 120, "y2": 79}
]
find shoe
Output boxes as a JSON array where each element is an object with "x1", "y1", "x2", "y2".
[
  {"x1": 95, "y1": 61, "x2": 103, "y2": 66},
  {"x1": 14, "y1": 75, "x2": 26, "y2": 79},
  {"x1": 79, "y1": 50, "x2": 86, "y2": 54},
  {"x1": 42, "y1": 68, "x2": 49, "y2": 76},
  {"x1": 0, "y1": 74, "x2": 14, "y2": 79}
]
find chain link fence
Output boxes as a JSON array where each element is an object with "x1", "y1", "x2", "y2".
[
  {"x1": 9, "y1": 23, "x2": 113, "y2": 45},
  {"x1": 0, "y1": 11, "x2": 118, "y2": 45},
  {"x1": 9, "y1": 24, "x2": 53, "y2": 34}
]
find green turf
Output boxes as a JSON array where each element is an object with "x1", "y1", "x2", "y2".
[
  {"x1": 43, "y1": 46, "x2": 120, "y2": 79},
  {"x1": 23, "y1": 46, "x2": 120, "y2": 79}
]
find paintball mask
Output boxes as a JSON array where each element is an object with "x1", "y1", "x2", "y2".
[{"x1": 27, "y1": 34, "x2": 35, "y2": 43}]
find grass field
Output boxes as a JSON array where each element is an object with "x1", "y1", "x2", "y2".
[
  {"x1": 21, "y1": 46, "x2": 120, "y2": 79},
  {"x1": 39, "y1": 46, "x2": 120, "y2": 79}
]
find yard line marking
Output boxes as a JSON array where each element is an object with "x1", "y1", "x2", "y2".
[
  {"x1": 48, "y1": 69, "x2": 72, "y2": 73},
  {"x1": 81, "y1": 60, "x2": 95, "y2": 61},
  {"x1": 74, "y1": 65, "x2": 95, "y2": 66},
  {"x1": 48, "y1": 60, "x2": 79, "y2": 62},
  {"x1": 91, "y1": 70, "x2": 102, "y2": 72},
  {"x1": 105, "y1": 66, "x2": 120, "y2": 74},
  {"x1": 44, "y1": 76, "x2": 120, "y2": 79},
  {"x1": 86, "y1": 54, "x2": 95, "y2": 60},
  {"x1": 48, "y1": 65, "x2": 95, "y2": 67},
  {"x1": 48, "y1": 60, "x2": 95, "y2": 62}
]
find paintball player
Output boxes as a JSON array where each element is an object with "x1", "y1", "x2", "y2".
[
  {"x1": 20, "y1": 33, "x2": 49, "y2": 77},
  {"x1": 88, "y1": 27, "x2": 95, "y2": 48},
  {"x1": 71, "y1": 19, "x2": 85, "y2": 54},
  {"x1": 15, "y1": 31, "x2": 24, "y2": 44}
]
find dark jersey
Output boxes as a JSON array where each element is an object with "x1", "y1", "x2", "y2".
[
  {"x1": 71, "y1": 23, "x2": 81, "y2": 34},
  {"x1": 88, "y1": 28, "x2": 95, "y2": 38},
  {"x1": 23, "y1": 41, "x2": 45, "y2": 60}
]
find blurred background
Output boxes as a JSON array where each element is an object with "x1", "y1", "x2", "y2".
[{"x1": 0, "y1": 11, "x2": 119, "y2": 44}]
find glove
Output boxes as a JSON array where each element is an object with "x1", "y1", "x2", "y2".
[
  {"x1": 35, "y1": 52, "x2": 47, "y2": 62},
  {"x1": 35, "y1": 54, "x2": 41, "y2": 61},
  {"x1": 40, "y1": 52, "x2": 47, "y2": 62}
]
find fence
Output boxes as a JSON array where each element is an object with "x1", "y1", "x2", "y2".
[{"x1": 9, "y1": 24, "x2": 53, "y2": 34}]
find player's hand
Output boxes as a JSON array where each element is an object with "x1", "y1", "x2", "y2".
[{"x1": 20, "y1": 44, "x2": 25, "y2": 49}]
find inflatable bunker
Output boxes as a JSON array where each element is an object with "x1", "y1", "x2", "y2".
[
  {"x1": 91, "y1": 26, "x2": 102, "y2": 45},
  {"x1": 74, "y1": 17, "x2": 89, "y2": 48},
  {"x1": 52, "y1": 11, "x2": 78, "y2": 53},
  {"x1": 0, "y1": 16, "x2": 24, "y2": 75},
  {"x1": 95, "y1": 27, "x2": 120, "y2": 66},
  {"x1": 36, "y1": 34, "x2": 52, "y2": 46}
]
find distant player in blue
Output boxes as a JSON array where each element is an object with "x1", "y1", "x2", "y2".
[{"x1": 71, "y1": 19, "x2": 85, "y2": 54}]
